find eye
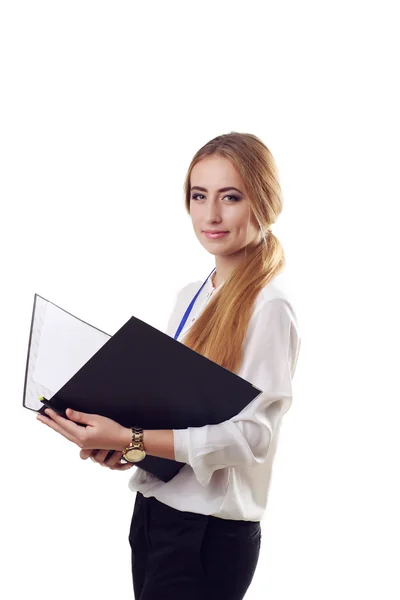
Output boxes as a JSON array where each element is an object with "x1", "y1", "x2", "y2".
[{"x1": 191, "y1": 193, "x2": 241, "y2": 202}]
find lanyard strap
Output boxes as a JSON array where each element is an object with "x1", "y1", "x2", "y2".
[{"x1": 174, "y1": 268, "x2": 216, "y2": 340}]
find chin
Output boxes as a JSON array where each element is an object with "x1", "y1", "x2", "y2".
[
  {"x1": 199, "y1": 242, "x2": 218, "y2": 254},
  {"x1": 197, "y1": 233, "x2": 231, "y2": 255}
]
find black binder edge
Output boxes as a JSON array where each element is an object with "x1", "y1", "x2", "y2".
[{"x1": 22, "y1": 293, "x2": 39, "y2": 414}]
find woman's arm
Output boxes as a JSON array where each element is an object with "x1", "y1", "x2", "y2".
[
  {"x1": 142, "y1": 430, "x2": 175, "y2": 460},
  {"x1": 172, "y1": 297, "x2": 301, "y2": 486}
]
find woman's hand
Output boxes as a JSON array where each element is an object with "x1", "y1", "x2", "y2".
[
  {"x1": 36, "y1": 407, "x2": 132, "y2": 452},
  {"x1": 80, "y1": 449, "x2": 134, "y2": 471}
]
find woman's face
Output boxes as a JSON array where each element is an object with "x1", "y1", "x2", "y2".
[{"x1": 189, "y1": 155, "x2": 261, "y2": 257}]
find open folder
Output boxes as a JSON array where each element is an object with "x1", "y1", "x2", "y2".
[{"x1": 23, "y1": 293, "x2": 263, "y2": 482}]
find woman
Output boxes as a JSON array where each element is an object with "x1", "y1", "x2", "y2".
[{"x1": 37, "y1": 131, "x2": 301, "y2": 599}]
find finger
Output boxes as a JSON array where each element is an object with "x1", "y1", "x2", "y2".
[
  {"x1": 92, "y1": 450, "x2": 109, "y2": 464},
  {"x1": 89, "y1": 450, "x2": 103, "y2": 463},
  {"x1": 110, "y1": 459, "x2": 135, "y2": 471},
  {"x1": 37, "y1": 413, "x2": 79, "y2": 446},
  {"x1": 80, "y1": 449, "x2": 94, "y2": 460},
  {"x1": 90, "y1": 450, "x2": 114, "y2": 462},
  {"x1": 104, "y1": 451, "x2": 125, "y2": 468},
  {"x1": 65, "y1": 408, "x2": 95, "y2": 426},
  {"x1": 113, "y1": 462, "x2": 135, "y2": 471},
  {"x1": 41, "y1": 408, "x2": 86, "y2": 439}
]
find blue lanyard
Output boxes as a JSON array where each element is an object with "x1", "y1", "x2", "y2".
[{"x1": 174, "y1": 268, "x2": 216, "y2": 340}]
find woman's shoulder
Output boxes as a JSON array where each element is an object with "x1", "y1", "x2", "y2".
[
  {"x1": 180, "y1": 279, "x2": 203, "y2": 293},
  {"x1": 258, "y1": 272, "x2": 294, "y2": 303},
  {"x1": 166, "y1": 279, "x2": 203, "y2": 319},
  {"x1": 253, "y1": 272, "x2": 300, "y2": 324},
  {"x1": 175, "y1": 279, "x2": 203, "y2": 303}
]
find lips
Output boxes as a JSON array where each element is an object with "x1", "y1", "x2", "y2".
[{"x1": 203, "y1": 231, "x2": 229, "y2": 239}]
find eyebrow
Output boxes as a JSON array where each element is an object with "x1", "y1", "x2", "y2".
[{"x1": 190, "y1": 186, "x2": 243, "y2": 194}]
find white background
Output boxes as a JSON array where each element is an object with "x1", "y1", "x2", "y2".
[{"x1": 1, "y1": 1, "x2": 399, "y2": 599}]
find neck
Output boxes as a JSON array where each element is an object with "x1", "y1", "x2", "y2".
[
  {"x1": 212, "y1": 235, "x2": 263, "y2": 288},
  {"x1": 212, "y1": 254, "x2": 243, "y2": 288}
]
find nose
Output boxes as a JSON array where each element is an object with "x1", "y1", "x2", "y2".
[{"x1": 205, "y1": 200, "x2": 222, "y2": 224}]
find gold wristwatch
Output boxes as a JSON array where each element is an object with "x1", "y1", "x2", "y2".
[{"x1": 122, "y1": 426, "x2": 146, "y2": 463}]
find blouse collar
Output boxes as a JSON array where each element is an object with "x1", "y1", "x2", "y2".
[{"x1": 204, "y1": 268, "x2": 224, "y2": 295}]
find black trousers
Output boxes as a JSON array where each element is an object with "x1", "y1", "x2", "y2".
[{"x1": 129, "y1": 492, "x2": 261, "y2": 600}]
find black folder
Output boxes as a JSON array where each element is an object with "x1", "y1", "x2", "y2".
[{"x1": 23, "y1": 293, "x2": 262, "y2": 482}]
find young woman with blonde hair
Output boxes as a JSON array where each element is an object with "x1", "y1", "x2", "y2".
[{"x1": 37, "y1": 131, "x2": 301, "y2": 599}]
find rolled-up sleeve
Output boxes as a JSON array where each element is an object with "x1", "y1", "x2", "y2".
[{"x1": 173, "y1": 297, "x2": 301, "y2": 487}]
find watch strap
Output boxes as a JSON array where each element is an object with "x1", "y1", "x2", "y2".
[{"x1": 123, "y1": 426, "x2": 144, "y2": 454}]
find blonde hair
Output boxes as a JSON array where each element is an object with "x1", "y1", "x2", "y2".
[{"x1": 181, "y1": 132, "x2": 285, "y2": 374}]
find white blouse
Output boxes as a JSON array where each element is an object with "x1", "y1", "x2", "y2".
[{"x1": 127, "y1": 270, "x2": 301, "y2": 522}]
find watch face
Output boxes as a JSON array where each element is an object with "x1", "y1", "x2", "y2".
[{"x1": 124, "y1": 448, "x2": 146, "y2": 463}]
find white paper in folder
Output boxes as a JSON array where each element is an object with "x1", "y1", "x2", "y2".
[
  {"x1": 25, "y1": 297, "x2": 110, "y2": 410},
  {"x1": 32, "y1": 303, "x2": 110, "y2": 394}
]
